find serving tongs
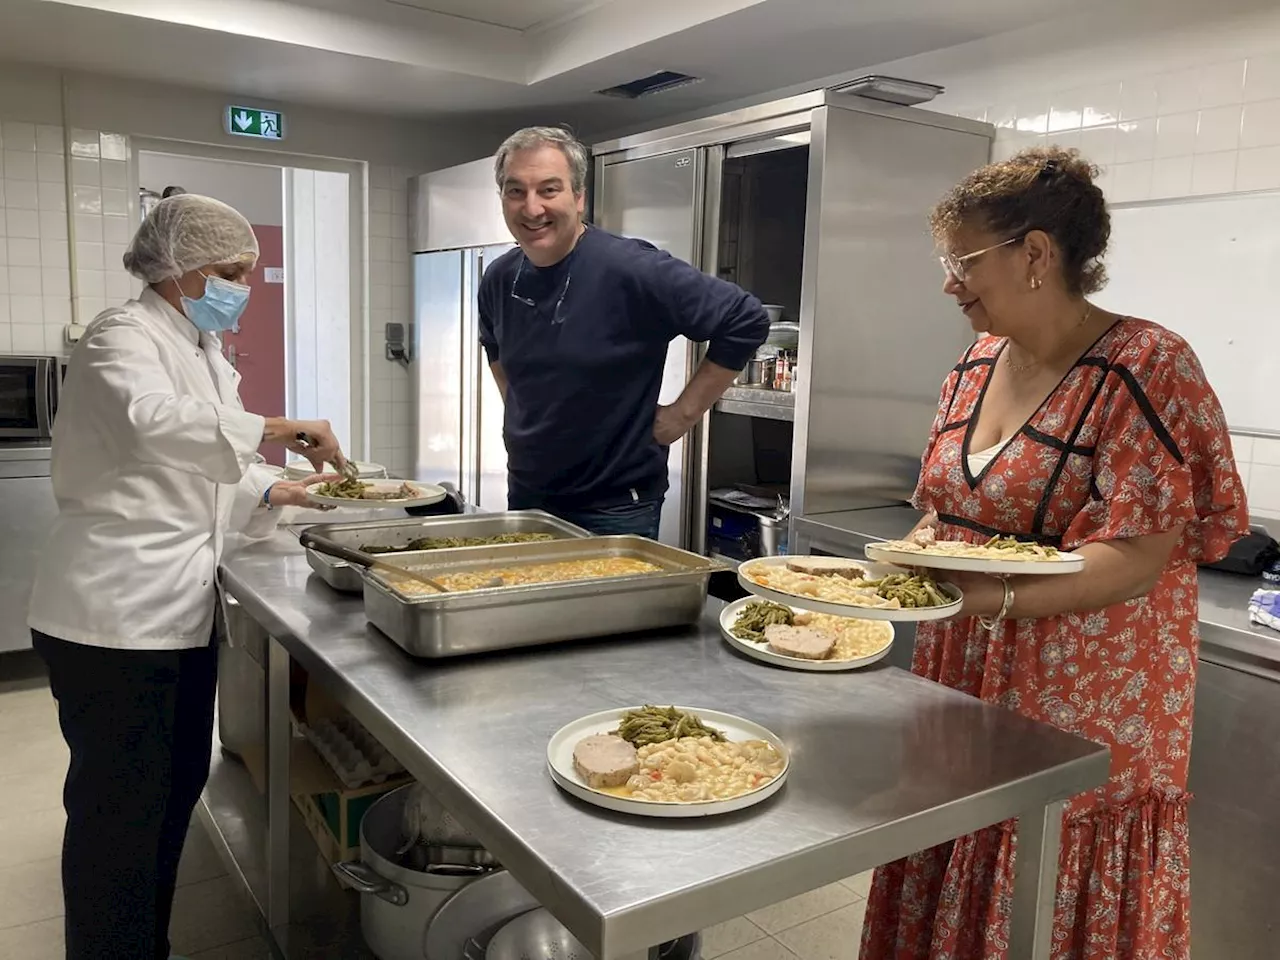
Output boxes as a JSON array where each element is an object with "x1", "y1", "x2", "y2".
[
  {"x1": 293, "y1": 432, "x2": 361, "y2": 483},
  {"x1": 298, "y1": 532, "x2": 502, "y2": 593}
]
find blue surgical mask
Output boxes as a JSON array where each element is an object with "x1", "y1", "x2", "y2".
[{"x1": 178, "y1": 272, "x2": 251, "y2": 332}]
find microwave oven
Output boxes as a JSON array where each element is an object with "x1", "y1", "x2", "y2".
[{"x1": 0, "y1": 356, "x2": 59, "y2": 440}]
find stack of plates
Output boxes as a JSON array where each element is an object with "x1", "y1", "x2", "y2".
[{"x1": 284, "y1": 459, "x2": 387, "y2": 481}]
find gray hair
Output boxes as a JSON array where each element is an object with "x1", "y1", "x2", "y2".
[{"x1": 493, "y1": 126, "x2": 589, "y2": 196}]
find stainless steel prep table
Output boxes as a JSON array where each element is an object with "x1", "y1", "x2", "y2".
[
  {"x1": 219, "y1": 531, "x2": 1107, "y2": 960},
  {"x1": 794, "y1": 504, "x2": 1280, "y2": 960}
]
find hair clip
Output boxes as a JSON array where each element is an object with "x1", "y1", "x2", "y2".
[{"x1": 1039, "y1": 159, "x2": 1060, "y2": 180}]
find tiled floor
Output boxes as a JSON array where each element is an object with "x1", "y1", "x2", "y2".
[
  {"x1": 0, "y1": 650, "x2": 873, "y2": 960},
  {"x1": 0, "y1": 651, "x2": 274, "y2": 959}
]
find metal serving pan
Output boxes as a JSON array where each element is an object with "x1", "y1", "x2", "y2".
[
  {"x1": 303, "y1": 511, "x2": 592, "y2": 593},
  {"x1": 361, "y1": 536, "x2": 718, "y2": 659}
]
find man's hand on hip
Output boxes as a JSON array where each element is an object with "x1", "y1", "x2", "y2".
[{"x1": 653, "y1": 404, "x2": 696, "y2": 446}]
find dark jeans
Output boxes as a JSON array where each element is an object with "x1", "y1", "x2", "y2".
[
  {"x1": 551, "y1": 498, "x2": 664, "y2": 539},
  {"x1": 32, "y1": 630, "x2": 219, "y2": 960}
]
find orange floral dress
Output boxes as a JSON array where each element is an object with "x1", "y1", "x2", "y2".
[{"x1": 858, "y1": 318, "x2": 1248, "y2": 960}]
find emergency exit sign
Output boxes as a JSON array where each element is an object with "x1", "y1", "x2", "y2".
[{"x1": 225, "y1": 106, "x2": 284, "y2": 141}]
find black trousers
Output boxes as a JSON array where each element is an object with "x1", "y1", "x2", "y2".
[{"x1": 32, "y1": 630, "x2": 219, "y2": 960}]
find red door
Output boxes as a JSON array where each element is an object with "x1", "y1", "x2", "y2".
[{"x1": 224, "y1": 225, "x2": 287, "y2": 464}]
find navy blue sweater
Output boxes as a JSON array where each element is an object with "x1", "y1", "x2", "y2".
[{"x1": 478, "y1": 226, "x2": 769, "y2": 509}]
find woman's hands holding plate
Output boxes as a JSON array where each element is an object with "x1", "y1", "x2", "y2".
[{"x1": 267, "y1": 473, "x2": 338, "y2": 510}]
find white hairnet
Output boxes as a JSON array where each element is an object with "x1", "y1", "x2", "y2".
[{"x1": 123, "y1": 194, "x2": 259, "y2": 284}]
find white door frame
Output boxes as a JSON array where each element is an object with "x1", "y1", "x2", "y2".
[{"x1": 130, "y1": 136, "x2": 370, "y2": 457}]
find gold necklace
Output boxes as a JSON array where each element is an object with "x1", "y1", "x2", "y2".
[{"x1": 1006, "y1": 303, "x2": 1094, "y2": 373}]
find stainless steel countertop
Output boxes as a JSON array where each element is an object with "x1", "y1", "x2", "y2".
[
  {"x1": 221, "y1": 533, "x2": 1108, "y2": 959},
  {"x1": 794, "y1": 506, "x2": 1280, "y2": 680},
  {"x1": 0, "y1": 442, "x2": 52, "y2": 462}
]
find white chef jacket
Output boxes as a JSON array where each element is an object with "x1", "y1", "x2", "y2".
[{"x1": 28, "y1": 288, "x2": 280, "y2": 650}]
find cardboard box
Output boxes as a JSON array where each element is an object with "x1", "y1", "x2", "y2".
[
  {"x1": 232, "y1": 664, "x2": 411, "y2": 863},
  {"x1": 289, "y1": 731, "x2": 411, "y2": 864},
  {"x1": 294, "y1": 775, "x2": 410, "y2": 864}
]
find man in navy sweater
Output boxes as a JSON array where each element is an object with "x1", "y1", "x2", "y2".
[{"x1": 478, "y1": 126, "x2": 770, "y2": 539}]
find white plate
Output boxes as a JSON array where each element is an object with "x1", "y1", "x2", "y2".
[
  {"x1": 738, "y1": 556, "x2": 964, "y2": 621},
  {"x1": 285, "y1": 459, "x2": 387, "y2": 481},
  {"x1": 546, "y1": 707, "x2": 789, "y2": 818},
  {"x1": 718, "y1": 598, "x2": 894, "y2": 672},
  {"x1": 864, "y1": 541, "x2": 1085, "y2": 576},
  {"x1": 303, "y1": 479, "x2": 447, "y2": 509}
]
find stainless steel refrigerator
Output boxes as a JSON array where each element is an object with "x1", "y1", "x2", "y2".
[
  {"x1": 411, "y1": 156, "x2": 532, "y2": 515},
  {"x1": 412, "y1": 242, "x2": 513, "y2": 513},
  {"x1": 410, "y1": 155, "x2": 694, "y2": 541},
  {"x1": 591, "y1": 90, "x2": 994, "y2": 553}
]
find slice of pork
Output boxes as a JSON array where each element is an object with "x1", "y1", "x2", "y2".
[
  {"x1": 765, "y1": 624, "x2": 837, "y2": 660},
  {"x1": 572, "y1": 734, "x2": 639, "y2": 789},
  {"x1": 785, "y1": 557, "x2": 866, "y2": 580}
]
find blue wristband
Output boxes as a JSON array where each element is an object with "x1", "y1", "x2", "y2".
[{"x1": 262, "y1": 484, "x2": 275, "y2": 511}]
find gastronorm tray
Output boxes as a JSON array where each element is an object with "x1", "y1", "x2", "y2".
[
  {"x1": 303, "y1": 511, "x2": 592, "y2": 593},
  {"x1": 361, "y1": 536, "x2": 719, "y2": 659}
]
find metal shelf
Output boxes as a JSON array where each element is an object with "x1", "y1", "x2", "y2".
[
  {"x1": 198, "y1": 736, "x2": 374, "y2": 959},
  {"x1": 714, "y1": 386, "x2": 795, "y2": 421}
]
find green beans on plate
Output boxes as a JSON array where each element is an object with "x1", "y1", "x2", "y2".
[{"x1": 612, "y1": 705, "x2": 726, "y2": 747}]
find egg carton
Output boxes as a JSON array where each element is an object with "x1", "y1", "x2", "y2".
[{"x1": 300, "y1": 715, "x2": 405, "y2": 789}]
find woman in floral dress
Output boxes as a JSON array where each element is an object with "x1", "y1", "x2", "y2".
[{"x1": 858, "y1": 147, "x2": 1248, "y2": 960}]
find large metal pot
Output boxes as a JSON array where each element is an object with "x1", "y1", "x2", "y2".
[{"x1": 335, "y1": 784, "x2": 497, "y2": 960}]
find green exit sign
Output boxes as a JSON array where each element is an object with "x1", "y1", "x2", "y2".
[{"x1": 225, "y1": 105, "x2": 284, "y2": 141}]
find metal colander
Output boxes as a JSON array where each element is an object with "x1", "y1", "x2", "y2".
[
  {"x1": 485, "y1": 909, "x2": 598, "y2": 960},
  {"x1": 398, "y1": 783, "x2": 480, "y2": 849},
  {"x1": 483, "y1": 909, "x2": 700, "y2": 960}
]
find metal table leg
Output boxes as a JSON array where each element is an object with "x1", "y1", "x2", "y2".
[
  {"x1": 266, "y1": 636, "x2": 291, "y2": 931},
  {"x1": 1008, "y1": 800, "x2": 1064, "y2": 960}
]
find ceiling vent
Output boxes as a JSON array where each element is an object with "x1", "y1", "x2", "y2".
[
  {"x1": 595, "y1": 71, "x2": 702, "y2": 100},
  {"x1": 829, "y1": 75, "x2": 944, "y2": 107}
]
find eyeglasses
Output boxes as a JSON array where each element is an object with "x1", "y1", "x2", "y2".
[
  {"x1": 510, "y1": 256, "x2": 572, "y2": 325},
  {"x1": 939, "y1": 235, "x2": 1024, "y2": 282}
]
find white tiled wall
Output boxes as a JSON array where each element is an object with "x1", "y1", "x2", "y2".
[
  {"x1": 367, "y1": 163, "x2": 415, "y2": 478},
  {"x1": 1, "y1": 119, "x2": 137, "y2": 358},
  {"x1": 69, "y1": 129, "x2": 139, "y2": 322},
  {"x1": 1231, "y1": 435, "x2": 1280, "y2": 521},
  {"x1": 963, "y1": 50, "x2": 1280, "y2": 201}
]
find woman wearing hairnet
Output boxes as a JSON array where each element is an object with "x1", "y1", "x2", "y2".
[{"x1": 27, "y1": 194, "x2": 349, "y2": 960}]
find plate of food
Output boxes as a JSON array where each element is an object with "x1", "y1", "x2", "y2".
[
  {"x1": 304, "y1": 477, "x2": 447, "y2": 509},
  {"x1": 547, "y1": 705, "x2": 789, "y2": 818},
  {"x1": 719, "y1": 598, "x2": 894, "y2": 671},
  {"x1": 864, "y1": 528, "x2": 1085, "y2": 575},
  {"x1": 738, "y1": 556, "x2": 963, "y2": 621}
]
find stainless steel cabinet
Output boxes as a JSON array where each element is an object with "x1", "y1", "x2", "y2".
[
  {"x1": 1187, "y1": 659, "x2": 1280, "y2": 959},
  {"x1": 595, "y1": 149, "x2": 702, "y2": 547},
  {"x1": 0, "y1": 453, "x2": 56, "y2": 653},
  {"x1": 793, "y1": 104, "x2": 987, "y2": 517}
]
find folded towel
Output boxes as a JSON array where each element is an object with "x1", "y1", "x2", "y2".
[{"x1": 1248, "y1": 589, "x2": 1280, "y2": 633}]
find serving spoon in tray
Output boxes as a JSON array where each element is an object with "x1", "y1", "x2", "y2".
[{"x1": 297, "y1": 532, "x2": 502, "y2": 593}]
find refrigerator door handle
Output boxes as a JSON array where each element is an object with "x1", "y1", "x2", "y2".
[
  {"x1": 460, "y1": 250, "x2": 484, "y2": 506},
  {"x1": 37, "y1": 358, "x2": 55, "y2": 439}
]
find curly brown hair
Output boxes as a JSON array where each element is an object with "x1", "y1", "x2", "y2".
[{"x1": 930, "y1": 146, "x2": 1110, "y2": 296}]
